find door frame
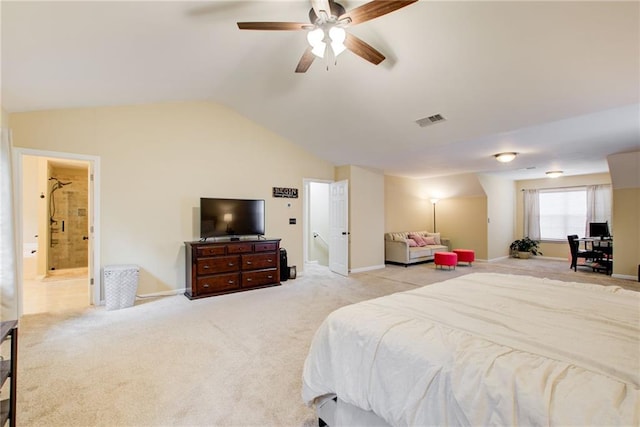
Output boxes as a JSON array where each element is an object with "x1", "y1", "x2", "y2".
[
  {"x1": 14, "y1": 148, "x2": 101, "y2": 314},
  {"x1": 303, "y1": 178, "x2": 333, "y2": 266}
]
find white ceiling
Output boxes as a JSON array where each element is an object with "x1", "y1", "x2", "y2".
[{"x1": 2, "y1": 1, "x2": 639, "y2": 179}]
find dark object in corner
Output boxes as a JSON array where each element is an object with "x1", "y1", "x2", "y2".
[{"x1": 280, "y1": 248, "x2": 289, "y2": 281}]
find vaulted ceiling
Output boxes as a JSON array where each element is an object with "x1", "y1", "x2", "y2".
[{"x1": 2, "y1": 1, "x2": 639, "y2": 179}]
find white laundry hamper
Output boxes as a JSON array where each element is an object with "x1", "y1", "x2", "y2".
[{"x1": 103, "y1": 264, "x2": 139, "y2": 310}]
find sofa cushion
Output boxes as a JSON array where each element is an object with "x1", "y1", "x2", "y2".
[
  {"x1": 409, "y1": 247, "x2": 434, "y2": 258},
  {"x1": 409, "y1": 244, "x2": 448, "y2": 259},
  {"x1": 406, "y1": 238, "x2": 418, "y2": 247}
]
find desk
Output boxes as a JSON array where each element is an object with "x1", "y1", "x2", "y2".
[{"x1": 577, "y1": 238, "x2": 613, "y2": 275}]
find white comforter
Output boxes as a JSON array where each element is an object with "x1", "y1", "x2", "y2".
[{"x1": 302, "y1": 273, "x2": 640, "y2": 426}]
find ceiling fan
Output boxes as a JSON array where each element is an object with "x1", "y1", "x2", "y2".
[{"x1": 237, "y1": 0, "x2": 418, "y2": 73}]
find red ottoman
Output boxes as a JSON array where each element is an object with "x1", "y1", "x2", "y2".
[
  {"x1": 453, "y1": 249, "x2": 475, "y2": 266},
  {"x1": 434, "y1": 251, "x2": 458, "y2": 270}
]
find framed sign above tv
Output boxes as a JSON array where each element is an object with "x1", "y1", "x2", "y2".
[{"x1": 272, "y1": 187, "x2": 298, "y2": 198}]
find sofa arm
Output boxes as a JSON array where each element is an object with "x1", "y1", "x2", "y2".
[
  {"x1": 385, "y1": 239, "x2": 410, "y2": 264},
  {"x1": 441, "y1": 238, "x2": 450, "y2": 250}
]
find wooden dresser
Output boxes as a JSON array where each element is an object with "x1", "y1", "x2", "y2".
[{"x1": 184, "y1": 239, "x2": 281, "y2": 299}]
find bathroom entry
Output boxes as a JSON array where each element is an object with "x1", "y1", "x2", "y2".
[
  {"x1": 47, "y1": 163, "x2": 89, "y2": 271},
  {"x1": 21, "y1": 155, "x2": 91, "y2": 313}
]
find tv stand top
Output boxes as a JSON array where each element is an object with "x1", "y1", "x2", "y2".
[{"x1": 194, "y1": 235, "x2": 273, "y2": 244}]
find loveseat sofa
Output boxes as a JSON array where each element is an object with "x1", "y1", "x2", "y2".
[{"x1": 385, "y1": 231, "x2": 450, "y2": 266}]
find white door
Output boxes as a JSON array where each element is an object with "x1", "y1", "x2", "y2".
[
  {"x1": 329, "y1": 180, "x2": 349, "y2": 276},
  {"x1": 88, "y1": 165, "x2": 98, "y2": 306}
]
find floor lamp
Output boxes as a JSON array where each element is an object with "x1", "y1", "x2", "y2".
[{"x1": 430, "y1": 198, "x2": 439, "y2": 232}]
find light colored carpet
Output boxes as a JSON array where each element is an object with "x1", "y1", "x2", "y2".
[{"x1": 16, "y1": 258, "x2": 638, "y2": 426}]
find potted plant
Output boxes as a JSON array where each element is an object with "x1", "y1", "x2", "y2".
[{"x1": 509, "y1": 237, "x2": 542, "y2": 259}]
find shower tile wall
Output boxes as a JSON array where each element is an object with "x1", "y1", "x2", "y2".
[{"x1": 49, "y1": 166, "x2": 88, "y2": 270}]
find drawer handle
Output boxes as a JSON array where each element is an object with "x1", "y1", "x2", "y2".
[
  {"x1": 228, "y1": 280, "x2": 235, "y2": 284},
  {"x1": 246, "y1": 261, "x2": 252, "y2": 265},
  {"x1": 203, "y1": 284, "x2": 210, "y2": 288},
  {"x1": 267, "y1": 259, "x2": 272, "y2": 262},
  {"x1": 228, "y1": 263, "x2": 235, "y2": 267},
  {"x1": 247, "y1": 278, "x2": 252, "y2": 282},
  {"x1": 203, "y1": 265, "x2": 210, "y2": 269},
  {"x1": 267, "y1": 275, "x2": 273, "y2": 279}
]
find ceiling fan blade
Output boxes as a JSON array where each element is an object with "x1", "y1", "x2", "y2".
[
  {"x1": 295, "y1": 47, "x2": 316, "y2": 73},
  {"x1": 237, "y1": 22, "x2": 310, "y2": 31},
  {"x1": 339, "y1": 0, "x2": 418, "y2": 26},
  {"x1": 311, "y1": 0, "x2": 332, "y2": 19},
  {"x1": 344, "y1": 33, "x2": 385, "y2": 65}
]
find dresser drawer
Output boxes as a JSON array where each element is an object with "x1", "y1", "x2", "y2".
[
  {"x1": 254, "y1": 242, "x2": 277, "y2": 252},
  {"x1": 197, "y1": 256, "x2": 240, "y2": 275},
  {"x1": 242, "y1": 269, "x2": 278, "y2": 288},
  {"x1": 241, "y1": 253, "x2": 277, "y2": 270},
  {"x1": 196, "y1": 245, "x2": 226, "y2": 257},
  {"x1": 196, "y1": 273, "x2": 240, "y2": 294},
  {"x1": 227, "y1": 243, "x2": 254, "y2": 254}
]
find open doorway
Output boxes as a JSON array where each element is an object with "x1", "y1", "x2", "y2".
[
  {"x1": 16, "y1": 148, "x2": 101, "y2": 315},
  {"x1": 303, "y1": 178, "x2": 349, "y2": 276},
  {"x1": 304, "y1": 180, "x2": 330, "y2": 267}
]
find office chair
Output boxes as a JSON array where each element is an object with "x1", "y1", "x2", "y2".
[{"x1": 567, "y1": 234, "x2": 599, "y2": 272}]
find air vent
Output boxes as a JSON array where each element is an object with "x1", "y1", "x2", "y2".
[{"x1": 416, "y1": 114, "x2": 446, "y2": 128}]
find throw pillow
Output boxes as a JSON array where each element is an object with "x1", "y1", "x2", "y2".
[
  {"x1": 423, "y1": 236, "x2": 436, "y2": 245},
  {"x1": 406, "y1": 238, "x2": 418, "y2": 247},
  {"x1": 408, "y1": 234, "x2": 427, "y2": 246},
  {"x1": 425, "y1": 232, "x2": 441, "y2": 245}
]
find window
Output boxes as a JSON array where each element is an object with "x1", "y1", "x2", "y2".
[{"x1": 539, "y1": 188, "x2": 587, "y2": 240}]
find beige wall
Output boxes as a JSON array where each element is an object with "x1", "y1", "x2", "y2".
[
  {"x1": 10, "y1": 101, "x2": 335, "y2": 295},
  {"x1": 478, "y1": 174, "x2": 516, "y2": 260},
  {"x1": 336, "y1": 165, "x2": 386, "y2": 271},
  {"x1": 515, "y1": 173, "x2": 612, "y2": 260},
  {"x1": 384, "y1": 175, "x2": 431, "y2": 232},
  {"x1": 1, "y1": 107, "x2": 8, "y2": 128},
  {"x1": 611, "y1": 188, "x2": 639, "y2": 278},
  {"x1": 437, "y1": 196, "x2": 488, "y2": 260},
  {"x1": 608, "y1": 151, "x2": 640, "y2": 278},
  {"x1": 385, "y1": 173, "x2": 489, "y2": 260}
]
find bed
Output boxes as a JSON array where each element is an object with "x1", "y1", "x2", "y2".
[{"x1": 302, "y1": 273, "x2": 639, "y2": 426}]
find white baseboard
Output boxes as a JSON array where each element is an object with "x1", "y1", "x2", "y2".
[
  {"x1": 537, "y1": 256, "x2": 568, "y2": 261},
  {"x1": 487, "y1": 255, "x2": 567, "y2": 262},
  {"x1": 350, "y1": 264, "x2": 386, "y2": 274},
  {"x1": 137, "y1": 288, "x2": 185, "y2": 299},
  {"x1": 612, "y1": 274, "x2": 638, "y2": 281},
  {"x1": 487, "y1": 256, "x2": 509, "y2": 262}
]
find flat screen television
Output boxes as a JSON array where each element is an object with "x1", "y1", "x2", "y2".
[
  {"x1": 589, "y1": 221, "x2": 610, "y2": 238},
  {"x1": 200, "y1": 198, "x2": 265, "y2": 239}
]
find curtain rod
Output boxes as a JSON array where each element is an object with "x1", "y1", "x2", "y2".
[{"x1": 520, "y1": 184, "x2": 611, "y2": 191}]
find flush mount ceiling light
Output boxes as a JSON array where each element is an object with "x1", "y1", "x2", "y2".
[
  {"x1": 494, "y1": 152, "x2": 518, "y2": 163},
  {"x1": 546, "y1": 171, "x2": 564, "y2": 178}
]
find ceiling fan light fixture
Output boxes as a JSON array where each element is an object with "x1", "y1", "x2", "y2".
[
  {"x1": 494, "y1": 152, "x2": 518, "y2": 163},
  {"x1": 307, "y1": 28, "x2": 326, "y2": 58},
  {"x1": 329, "y1": 26, "x2": 346, "y2": 56},
  {"x1": 311, "y1": 43, "x2": 326, "y2": 58}
]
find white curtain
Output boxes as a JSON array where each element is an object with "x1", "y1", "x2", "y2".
[
  {"x1": 0, "y1": 128, "x2": 18, "y2": 321},
  {"x1": 586, "y1": 184, "x2": 612, "y2": 235},
  {"x1": 523, "y1": 189, "x2": 541, "y2": 240}
]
